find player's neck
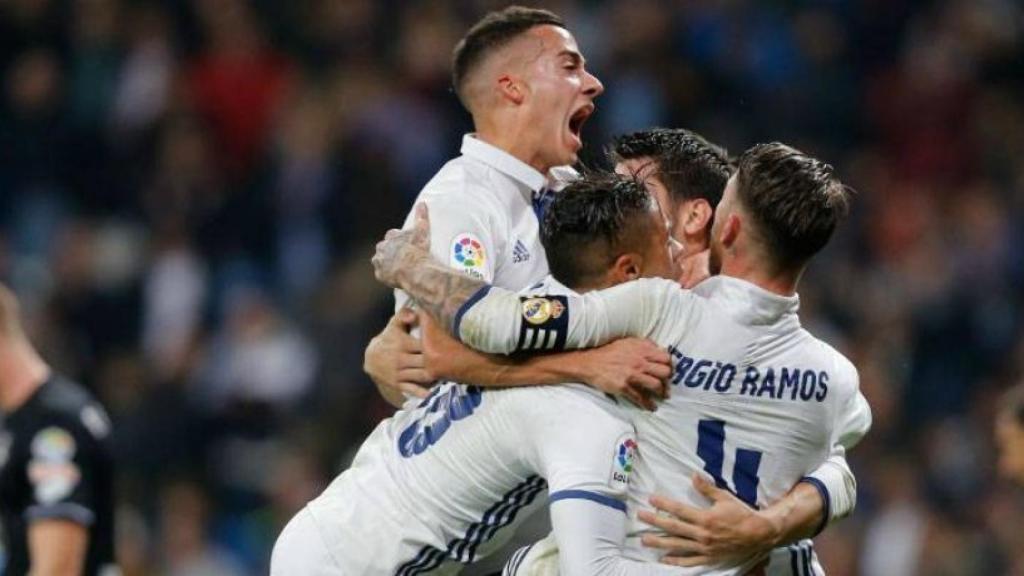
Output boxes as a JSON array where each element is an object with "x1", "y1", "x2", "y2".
[
  {"x1": 474, "y1": 122, "x2": 552, "y2": 175},
  {"x1": 719, "y1": 257, "x2": 801, "y2": 298},
  {"x1": 0, "y1": 340, "x2": 50, "y2": 412}
]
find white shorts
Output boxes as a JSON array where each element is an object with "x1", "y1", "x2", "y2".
[{"x1": 271, "y1": 506, "x2": 345, "y2": 576}]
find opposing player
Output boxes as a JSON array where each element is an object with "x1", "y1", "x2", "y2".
[
  {"x1": 373, "y1": 143, "x2": 872, "y2": 574},
  {"x1": 272, "y1": 178, "x2": 691, "y2": 575},
  {"x1": 363, "y1": 6, "x2": 673, "y2": 411},
  {"x1": 0, "y1": 284, "x2": 117, "y2": 575}
]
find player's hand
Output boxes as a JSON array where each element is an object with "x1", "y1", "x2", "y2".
[
  {"x1": 577, "y1": 338, "x2": 671, "y2": 411},
  {"x1": 418, "y1": 309, "x2": 461, "y2": 378},
  {"x1": 638, "y1": 474, "x2": 780, "y2": 567},
  {"x1": 364, "y1": 308, "x2": 433, "y2": 402},
  {"x1": 677, "y1": 249, "x2": 711, "y2": 289},
  {"x1": 373, "y1": 203, "x2": 432, "y2": 288}
]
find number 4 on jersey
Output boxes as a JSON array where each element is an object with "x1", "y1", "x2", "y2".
[{"x1": 696, "y1": 420, "x2": 763, "y2": 508}]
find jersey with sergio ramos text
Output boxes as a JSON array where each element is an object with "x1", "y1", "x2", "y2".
[
  {"x1": 459, "y1": 275, "x2": 872, "y2": 575},
  {"x1": 303, "y1": 380, "x2": 637, "y2": 574}
]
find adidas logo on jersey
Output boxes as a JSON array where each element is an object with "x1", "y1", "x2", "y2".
[{"x1": 512, "y1": 240, "x2": 530, "y2": 263}]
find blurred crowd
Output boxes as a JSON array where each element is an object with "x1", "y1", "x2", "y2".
[{"x1": 1, "y1": 0, "x2": 1023, "y2": 574}]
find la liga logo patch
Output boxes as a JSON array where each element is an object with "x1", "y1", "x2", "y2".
[
  {"x1": 617, "y1": 438, "x2": 637, "y2": 473},
  {"x1": 453, "y1": 234, "x2": 485, "y2": 267},
  {"x1": 450, "y1": 233, "x2": 487, "y2": 279},
  {"x1": 611, "y1": 435, "x2": 637, "y2": 487}
]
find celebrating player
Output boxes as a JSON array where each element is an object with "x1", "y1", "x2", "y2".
[
  {"x1": 415, "y1": 128, "x2": 856, "y2": 572},
  {"x1": 273, "y1": 177, "x2": 690, "y2": 575},
  {"x1": 610, "y1": 128, "x2": 729, "y2": 288},
  {"x1": 0, "y1": 284, "x2": 117, "y2": 575},
  {"x1": 373, "y1": 143, "x2": 872, "y2": 574},
  {"x1": 363, "y1": 6, "x2": 674, "y2": 411}
]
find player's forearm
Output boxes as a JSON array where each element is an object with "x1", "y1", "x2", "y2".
[
  {"x1": 28, "y1": 519, "x2": 88, "y2": 576},
  {"x1": 757, "y1": 482, "x2": 827, "y2": 547},
  {"x1": 394, "y1": 253, "x2": 487, "y2": 333},
  {"x1": 552, "y1": 500, "x2": 683, "y2": 576},
  {"x1": 430, "y1": 345, "x2": 573, "y2": 388}
]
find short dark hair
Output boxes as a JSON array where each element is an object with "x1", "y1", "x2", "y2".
[
  {"x1": 541, "y1": 174, "x2": 656, "y2": 289},
  {"x1": 734, "y1": 143, "x2": 850, "y2": 270},
  {"x1": 451, "y1": 6, "x2": 565, "y2": 108},
  {"x1": 609, "y1": 127, "x2": 732, "y2": 208}
]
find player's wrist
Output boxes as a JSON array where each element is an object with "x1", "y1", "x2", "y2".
[
  {"x1": 752, "y1": 507, "x2": 787, "y2": 549},
  {"x1": 562, "y1": 349, "x2": 600, "y2": 385}
]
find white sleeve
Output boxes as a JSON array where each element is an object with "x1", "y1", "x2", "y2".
[
  {"x1": 456, "y1": 277, "x2": 690, "y2": 355},
  {"x1": 835, "y1": 389, "x2": 872, "y2": 450},
  {"x1": 800, "y1": 448, "x2": 856, "y2": 533},
  {"x1": 801, "y1": 363, "x2": 872, "y2": 530},
  {"x1": 395, "y1": 192, "x2": 499, "y2": 311},
  {"x1": 514, "y1": 395, "x2": 683, "y2": 576},
  {"x1": 525, "y1": 398, "x2": 636, "y2": 502},
  {"x1": 549, "y1": 499, "x2": 685, "y2": 576}
]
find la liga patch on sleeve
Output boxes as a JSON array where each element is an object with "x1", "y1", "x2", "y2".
[
  {"x1": 450, "y1": 233, "x2": 487, "y2": 280},
  {"x1": 28, "y1": 427, "x2": 81, "y2": 505},
  {"x1": 610, "y1": 433, "x2": 638, "y2": 489}
]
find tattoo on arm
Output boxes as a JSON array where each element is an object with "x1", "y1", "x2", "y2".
[{"x1": 400, "y1": 256, "x2": 485, "y2": 333}]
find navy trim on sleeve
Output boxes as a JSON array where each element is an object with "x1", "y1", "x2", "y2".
[
  {"x1": 453, "y1": 284, "x2": 493, "y2": 342},
  {"x1": 799, "y1": 476, "x2": 831, "y2": 537},
  {"x1": 25, "y1": 502, "x2": 96, "y2": 526},
  {"x1": 549, "y1": 490, "x2": 626, "y2": 513}
]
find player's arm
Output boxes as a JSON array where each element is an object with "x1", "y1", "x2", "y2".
[
  {"x1": 525, "y1": 415, "x2": 682, "y2": 576},
  {"x1": 23, "y1": 412, "x2": 110, "y2": 576},
  {"x1": 373, "y1": 205, "x2": 682, "y2": 354},
  {"x1": 364, "y1": 308, "x2": 432, "y2": 407},
  {"x1": 548, "y1": 499, "x2": 686, "y2": 576},
  {"x1": 28, "y1": 519, "x2": 88, "y2": 576},
  {"x1": 637, "y1": 474, "x2": 828, "y2": 567},
  {"x1": 368, "y1": 190, "x2": 500, "y2": 404},
  {"x1": 419, "y1": 312, "x2": 669, "y2": 410}
]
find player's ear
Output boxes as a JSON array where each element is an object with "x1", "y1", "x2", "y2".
[
  {"x1": 680, "y1": 199, "x2": 713, "y2": 238},
  {"x1": 720, "y1": 213, "x2": 741, "y2": 250},
  {"x1": 497, "y1": 74, "x2": 525, "y2": 105},
  {"x1": 611, "y1": 253, "x2": 643, "y2": 282}
]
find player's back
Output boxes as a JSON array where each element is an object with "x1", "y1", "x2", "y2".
[
  {"x1": 304, "y1": 380, "x2": 631, "y2": 574},
  {"x1": 622, "y1": 276, "x2": 864, "y2": 573}
]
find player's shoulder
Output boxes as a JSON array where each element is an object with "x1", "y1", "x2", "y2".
[
  {"x1": 505, "y1": 384, "x2": 631, "y2": 435},
  {"x1": 418, "y1": 157, "x2": 506, "y2": 207},
  {"x1": 622, "y1": 277, "x2": 698, "y2": 306},
  {"x1": 801, "y1": 331, "x2": 859, "y2": 387},
  {"x1": 29, "y1": 376, "x2": 112, "y2": 443}
]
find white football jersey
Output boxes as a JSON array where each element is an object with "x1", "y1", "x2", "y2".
[
  {"x1": 459, "y1": 275, "x2": 872, "y2": 575},
  {"x1": 303, "y1": 380, "x2": 638, "y2": 574},
  {"x1": 394, "y1": 134, "x2": 577, "y2": 311}
]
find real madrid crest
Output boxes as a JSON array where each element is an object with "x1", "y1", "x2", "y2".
[{"x1": 522, "y1": 297, "x2": 565, "y2": 325}]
